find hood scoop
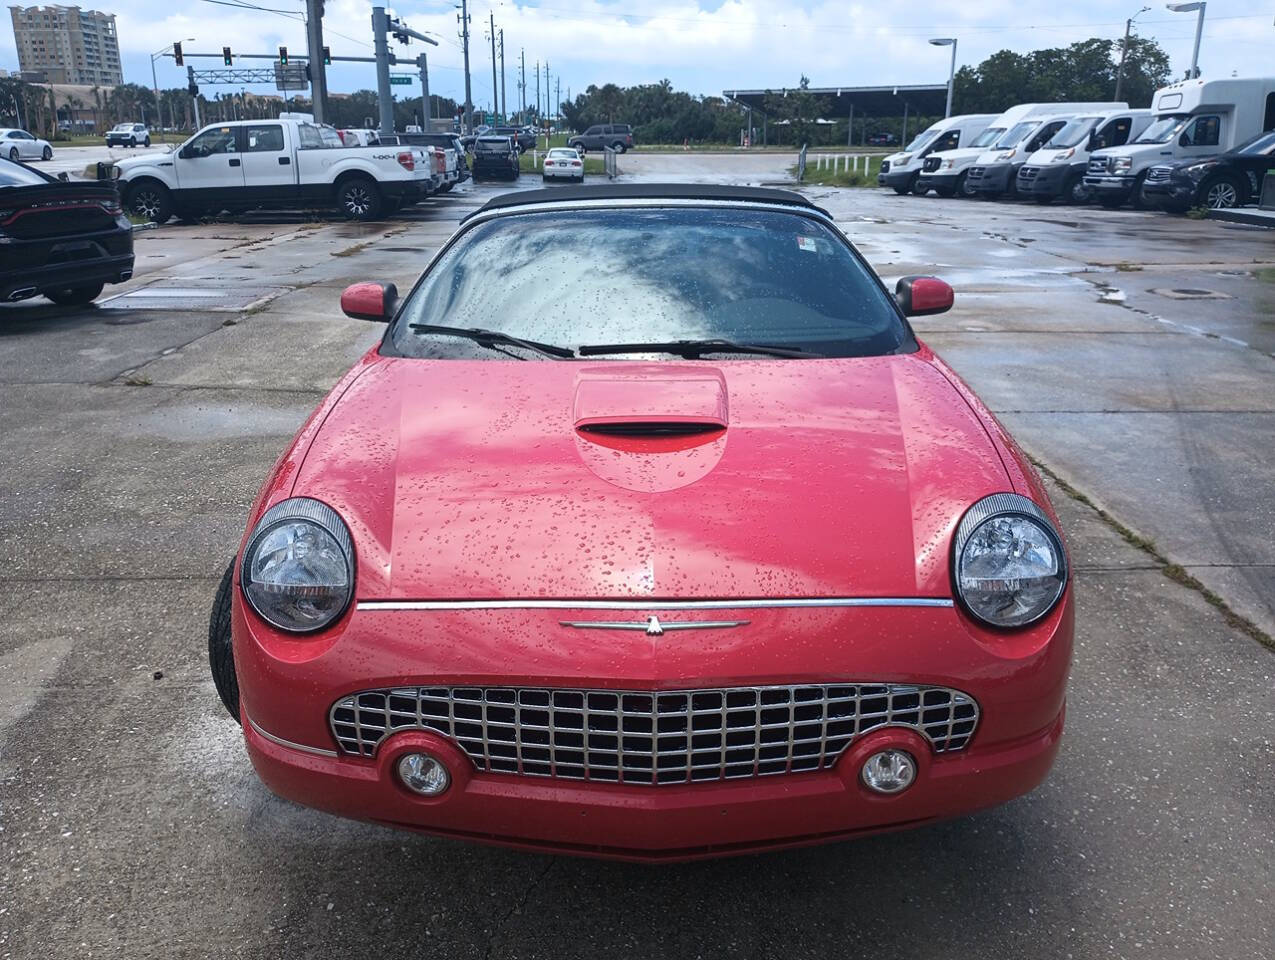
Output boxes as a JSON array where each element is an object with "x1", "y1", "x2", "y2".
[{"x1": 572, "y1": 369, "x2": 730, "y2": 491}]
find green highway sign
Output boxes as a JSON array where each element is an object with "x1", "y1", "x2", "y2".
[{"x1": 390, "y1": 74, "x2": 412, "y2": 86}]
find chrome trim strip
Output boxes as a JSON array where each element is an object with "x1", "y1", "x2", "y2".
[
  {"x1": 246, "y1": 714, "x2": 340, "y2": 758},
  {"x1": 357, "y1": 598, "x2": 954, "y2": 612},
  {"x1": 462, "y1": 197, "x2": 839, "y2": 230},
  {"x1": 559, "y1": 617, "x2": 750, "y2": 636}
]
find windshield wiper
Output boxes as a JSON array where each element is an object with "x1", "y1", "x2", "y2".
[
  {"x1": 407, "y1": 324, "x2": 575, "y2": 359},
  {"x1": 577, "y1": 339, "x2": 822, "y2": 359}
]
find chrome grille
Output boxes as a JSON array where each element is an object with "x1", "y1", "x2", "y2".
[
  {"x1": 1087, "y1": 156, "x2": 1109, "y2": 175},
  {"x1": 1145, "y1": 166, "x2": 1171, "y2": 183},
  {"x1": 330, "y1": 683, "x2": 979, "y2": 785},
  {"x1": 1018, "y1": 165, "x2": 1040, "y2": 181},
  {"x1": 922, "y1": 156, "x2": 941, "y2": 172},
  {"x1": 879, "y1": 159, "x2": 891, "y2": 173},
  {"x1": 966, "y1": 166, "x2": 986, "y2": 180}
]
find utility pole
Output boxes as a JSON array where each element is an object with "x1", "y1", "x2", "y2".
[
  {"x1": 418, "y1": 52, "x2": 431, "y2": 132},
  {"x1": 488, "y1": 12, "x2": 497, "y2": 124},
  {"x1": 535, "y1": 59, "x2": 540, "y2": 122},
  {"x1": 544, "y1": 61, "x2": 549, "y2": 123},
  {"x1": 555, "y1": 76, "x2": 559, "y2": 127},
  {"x1": 372, "y1": 6, "x2": 394, "y2": 136},
  {"x1": 459, "y1": 0, "x2": 473, "y2": 133},
  {"x1": 520, "y1": 48, "x2": 526, "y2": 123},
  {"x1": 305, "y1": 0, "x2": 328, "y2": 123},
  {"x1": 1115, "y1": 7, "x2": 1150, "y2": 101},
  {"x1": 499, "y1": 29, "x2": 505, "y2": 123}
]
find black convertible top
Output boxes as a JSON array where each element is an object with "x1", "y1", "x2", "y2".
[{"x1": 466, "y1": 182, "x2": 826, "y2": 221}]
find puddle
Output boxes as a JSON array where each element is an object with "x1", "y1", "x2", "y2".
[{"x1": 99, "y1": 279, "x2": 290, "y2": 312}]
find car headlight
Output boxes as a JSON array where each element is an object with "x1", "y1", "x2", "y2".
[
  {"x1": 241, "y1": 497, "x2": 354, "y2": 633},
  {"x1": 1184, "y1": 162, "x2": 1215, "y2": 176},
  {"x1": 996, "y1": 148, "x2": 1016, "y2": 161},
  {"x1": 942, "y1": 159, "x2": 955, "y2": 169},
  {"x1": 953, "y1": 493, "x2": 1067, "y2": 629},
  {"x1": 1050, "y1": 148, "x2": 1075, "y2": 163},
  {"x1": 1112, "y1": 157, "x2": 1132, "y2": 173}
]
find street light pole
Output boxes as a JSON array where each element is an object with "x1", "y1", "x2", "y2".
[
  {"x1": 928, "y1": 38, "x2": 957, "y2": 119},
  {"x1": 151, "y1": 39, "x2": 195, "y2": 137},
  {"x1": 1115, "y1": 7, "x2": 1151, "y2": 101},
  {"x1": 1166, "y1": 2, "x2": 1207, "y2": 78}
]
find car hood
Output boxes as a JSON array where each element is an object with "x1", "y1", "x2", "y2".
[
  {"x1": 928, "y1": 147, "x2": 985, "y2": 163},
  {"x1": 114, "y1": 153, "x2": 166, "y2": 172},
  {"x1": 293, "y1": 351, "x2": 1011, "y2": 600}
]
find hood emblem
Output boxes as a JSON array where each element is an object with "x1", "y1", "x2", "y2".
[{"x1": 559, "y1": 616, "x2": 750, "y2": 637}]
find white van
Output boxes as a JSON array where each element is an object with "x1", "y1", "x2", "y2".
[
  {"x1": 1017, "y1": 109, "x2": 1153, "y2": 204},
  {"x1": 916, "y1": 102, "x2": 1123, "y2": 198},
  {"x1": 965, "y1": 103, "x2": 1128, "y2": 198},
  {"x1": 1085, "y1": 76, "x2": 1275, "y2": 207},
  {"x1": 877, "y1": 114, "x2": 997, "y2": 195}
]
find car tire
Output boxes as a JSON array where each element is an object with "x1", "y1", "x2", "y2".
[
  {"x1": 611, "y1": 142, "x2": 626, "y2": 153},
  {"x1": 143, "y1": 137, "x2": 151, "y2": 148},
  {"x1": 1128, "y1": 173, "x2": 1151, "y2": 211},
  {"x1": 41, "y1": 145, "x2": 52, "y2": 160},
  {"x1": 956, "y1": 171, "x2": 977, "y2": 198},
  {"x1": 892, "y1": 173, "x2": 915, "y2": 196},
  {"x1": 1064, "y1": 172, "x2": 1089, "y2": 205},
  {"x1": 574, "y1": 144, "x2": 585, "y2": 155},
  {"x1": 910, "y1": 178, "x2": 929, "y2": 196},
  {"x1": 336, "y1": 177, "x2": 382, "y2": 221},
  {"x1": 127, "y1": 180, "x2": 173, "y2": 223},
  {"x1": 44, "y1": 281, "x2": 105, "y2": 305},
  {"x1": 7, "y1": 147, "x2": 18, "y2": 162},
  {"x1": 933, "y1": 186, "x2": 955, "y2": 197},
  {"x1": 1201, "y1": 174, "x2": 1244, "y2": 209},
  {"x1": 208, "y1": 559, "x2": 241, "y2": 723}
]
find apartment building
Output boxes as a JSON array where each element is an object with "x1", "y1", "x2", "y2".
[{"x1": 9, "y1": 5, "x2": 122, "y2": 86}]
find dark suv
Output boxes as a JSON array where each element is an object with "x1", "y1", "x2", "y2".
[
  {"x1": 492, "y1": 126, "x2": 537, "y2": 152},
  {"x1": 471, "y1": 136, "x2": 520, "y2": 181},
  {"x1": 568, "y1": 124, "x2": 634, "y2": 154}
]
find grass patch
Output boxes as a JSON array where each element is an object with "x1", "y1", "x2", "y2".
[
  {"x1": 122, "y1": 373, "x2": 152, "y2": 386},
  {"x1": 519, "y1": 151, "x2": 607, "y2": 176},
  {"x1": 1113, "y1": 262, "x2": 1143, "y2": 272},
  {"x1": 1185, "y1": 205, "x2": 1210, "y2": 220},
  {"x1": 1030, "y1": 455, "x2": 1274, "y2": 652},
  {"x1": 330, "y1": 241, "x2": 372, "y2": 258},
  {"x1": 56, "y1": 132, "x2": 186, "y2": 146},
  {"x1": 792, "y1": 155, "x2": 882, "y2": 188},
  {"x1": 1254, "y1": 267, "x2": 1275, "y2": 284}
]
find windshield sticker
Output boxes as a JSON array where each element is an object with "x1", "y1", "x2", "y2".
[{"x1": 797, "y1": 236, "x2": 818, "y2": 253}]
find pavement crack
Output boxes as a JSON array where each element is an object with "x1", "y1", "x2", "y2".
[
  {"x1": 1030, "y1": 456, "x2": 1275, "y2": 652},
  {"x1": 482, "y1": 858, "x2": 556, "y2": 960}
]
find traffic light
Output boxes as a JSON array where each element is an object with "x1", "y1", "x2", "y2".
[
  {"x1": 322, "y1": 46, "x2": 331, "y2": 65},
  {"x1": 188, "y1": 81, "x2": 199, "y2": 97},
  {"x1": 173, "y1": 41, "x2": 183, "y2": 66},
  {"x1": 278, "y1": 46, "x2": 288, "y2": 65},
  {"x1": 222, "y1": 46, "x2": 232, "y2": 66}
]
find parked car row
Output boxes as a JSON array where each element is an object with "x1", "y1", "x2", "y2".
[
  {"x1": 111, "y1": 118, "x2": 458, "y2": 223},
  {"x1": 880, "y1": 76, "x2": 1275, "y2": 213}
]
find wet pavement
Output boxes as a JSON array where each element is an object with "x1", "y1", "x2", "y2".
[{"x1": 2, "y1": 159, "x2": 1273, "y2": 960}]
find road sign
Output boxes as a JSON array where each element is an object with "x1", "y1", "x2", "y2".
[
  {"x1": 274, "y1": 62, "x2": 308, "y2": 91},
  {"x1": 389, "y1": 74, "x2": 413, "y2": 86}
]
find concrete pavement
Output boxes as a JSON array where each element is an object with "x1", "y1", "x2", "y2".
[{"x1": 1, "y1": 162, "x2": 1273, "y2": 960}]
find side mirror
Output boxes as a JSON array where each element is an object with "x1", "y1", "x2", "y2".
[
  {"x1": 895, "y1": 276, "x2": 954, "y2": 317},
  {"x1": 57, "y1": 171, "x2": 69, "y2": 182},
  {"x1": 340, "y1": 281, "x2": 398, "y2": 322},
  {"x1": 1178, "y1": 132, "x2": 1191, "y2": 147},
  {"x1": 178, "y1": 145, "x2": 191, "y2": 159}
]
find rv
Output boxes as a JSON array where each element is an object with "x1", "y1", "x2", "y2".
[
  {"x1": 1016, "y1": 109, "x2": 1153, "y2": 204},
  {"x1": 1084, "y1": 76, "x2": 1275, "y2": 208},
  {"x1": 915, "y1": 102, "x2": 1123, "y2": 198},
  {"x1": 877, "y1": 114, "x2": 997, "y2": 195}
]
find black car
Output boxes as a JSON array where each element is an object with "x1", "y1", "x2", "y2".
[
  {"x1": 492, "y1": 126, "x2": 537, "y2": 152},
  {"x1": 471, "y1": 136, "x2": 520, "y2": 181},
  {"x1": 567, "y1": 124, "x2": 634, "y2": 154},
  {"x1": 0, "y1": 157, "x2": 134, "y2": 305},
  {"x1": 1141, "y1": 130, "x2": 1275, "y2": 213}
]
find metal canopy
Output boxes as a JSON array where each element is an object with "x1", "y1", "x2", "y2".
[{"x1": 723, "y1": 84, "x2": 949, "y2": 118}]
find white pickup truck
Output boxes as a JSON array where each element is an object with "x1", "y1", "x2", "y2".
[{"x1": 113, "y1": 118, "x2": 439, "y2": 222}]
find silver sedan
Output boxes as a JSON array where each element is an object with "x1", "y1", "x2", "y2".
[{"x1": 1, "y1": 128, "x2": 53, "y2": 162}]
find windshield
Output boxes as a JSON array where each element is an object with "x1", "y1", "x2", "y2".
[
  {"x1": 547, "y1": 148, "x2": 576, "y2": 158},
  {"x1": 903, "y1": 127, "x2": 940, "y2": 153},
  {"x1": 475, "y1": 139, "x2": 510, "y2": 153},
  {"x1": 1047, "y1": 117, "x2": 1100, "y2": 149},
  {"x1": 995, "y1": 121, "x2": 1039, "y2": 149},
  {"x1": 389, "y1": 208, "x2": 909, "y2": 360},
  {"x1": 1235, "y1": 130, "x2": 1275, "y2": 155},
  {"x1": 970, "y1": 126, "x2": 1005, "y2": 148},
  {"x1": 1135, "y1": 114, "x2": 1190, "y2": 144}
]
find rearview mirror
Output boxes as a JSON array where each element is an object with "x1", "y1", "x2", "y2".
[
  {"x1": 895, "y1": 276, "x2": 954, "y2": 317},
  {"x1": 340, "y1": 281, "x2": 398, "y2": 322}
]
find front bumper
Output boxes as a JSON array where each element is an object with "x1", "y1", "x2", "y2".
[
  {"x1": 1139, "y1": 176, "x2": 1196, "y2": 208},
  {"x1": 915, "y1": 171, "x2": 957, "y2": 192},
  {"x1": 1083, "y1": 173, "x2": 1137, "y2": 197},
  {"x1": 967, "y1": 162, "x2": 1018, "y2": 195},
  {"x1": 1017, "y1": 162, "x2": 1079, "y2": 198},
  {"x1": 878, "y1": 168, "x2": 918, "y2": 190},
  {"x1": 234, "y1": 592, "x2": 1074, "y2": 861}
]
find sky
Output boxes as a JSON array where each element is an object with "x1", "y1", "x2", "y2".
[{"x1": 2, "y1": 0, "x2": 1273, "y2": 112}]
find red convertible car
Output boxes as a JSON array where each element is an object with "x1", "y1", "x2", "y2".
[{"x1": 209, "y1": 184, "x2": 1072, "y2": 862}]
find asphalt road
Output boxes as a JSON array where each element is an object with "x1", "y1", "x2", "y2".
[{"x1": 2, "y1": 162, "x2": 1273, "y2": 960}]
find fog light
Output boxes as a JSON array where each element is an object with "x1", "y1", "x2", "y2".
[
  {"x1": 861, "y1": 749, "x2": 917, "y2": 794},
  {"x1": 397, "y1": 752, "x2": 450, "y2": 796}
]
